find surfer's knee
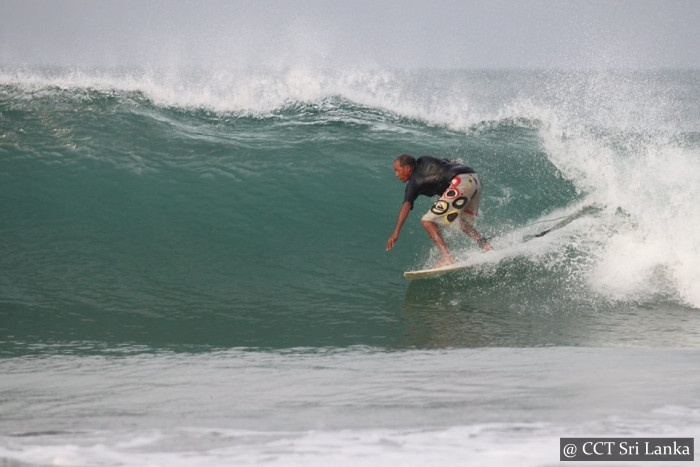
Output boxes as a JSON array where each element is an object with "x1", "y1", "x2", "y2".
[{"x1": 421, "y1": 219, "x2": 437, "y2": 230}]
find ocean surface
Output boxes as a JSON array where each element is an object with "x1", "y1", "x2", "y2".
[{"x1": 1, "y1": 66, "x2": 699, "y2": 466}]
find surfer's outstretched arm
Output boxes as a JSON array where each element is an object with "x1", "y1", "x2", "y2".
[{"x1": 386, "y1": 201, "x2": 412, "y2": 251}]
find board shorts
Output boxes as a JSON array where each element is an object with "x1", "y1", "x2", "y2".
[{"x1": 421, "y1": 173, "x2": 482, "y2": 227}]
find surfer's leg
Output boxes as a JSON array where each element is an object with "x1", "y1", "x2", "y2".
[
  {"x1": 454, "y1": 173, "x2": 492, "y2": 251},
  {"x1": 421, "y1": 220, "x2": 455, "y2": 267},
  {"x1": 459, "y1": 220, "x2": 493, "y2": 251}
]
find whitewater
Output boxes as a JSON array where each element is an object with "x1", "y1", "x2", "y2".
[{"x1": 1, "y1": 65, "x2": 700, "y2": 466}]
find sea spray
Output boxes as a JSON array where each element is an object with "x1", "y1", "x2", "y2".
[{"x1": 532, "y1": 71, "x2": 700, "y2": 308}]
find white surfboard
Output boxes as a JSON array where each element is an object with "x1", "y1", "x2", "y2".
[
  {"x1": 403, "y1": 262, "x2": 476, "y2": 280},
  {"x1": 404, "y1": 204, "x2": 604, "y2": 280}
]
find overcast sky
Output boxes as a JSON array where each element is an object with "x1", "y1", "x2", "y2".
[{"x1": 1, "y1": 0, "x2": 699, "y2": 69}]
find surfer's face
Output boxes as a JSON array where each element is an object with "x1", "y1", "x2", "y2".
[{"x1": 393, "y1": 160, "x2": 412, "y2": 182}]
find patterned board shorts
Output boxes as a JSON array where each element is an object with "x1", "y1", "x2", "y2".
[{"x1": 421, "y1": 173, "x2": 482, "y2": 227}]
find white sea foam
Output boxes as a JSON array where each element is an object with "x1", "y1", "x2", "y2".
[
  {"x1": 533, "y1": 78, "x2": 700, "y2": 308},
  {"x1": 4, "y1": 419, "x2": 700, "y2": 467},
  {"x1": 3, "y1": 422, "x2": 696, "y2": 467},
  {"x1": 0, "y1": 65, "x2": 492, "y2": 125}
]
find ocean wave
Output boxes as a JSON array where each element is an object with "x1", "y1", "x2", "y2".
[{"x1": 2, "y1": 67, "x2": 699, "y2": 346}]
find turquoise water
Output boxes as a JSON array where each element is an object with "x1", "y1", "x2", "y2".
[{"x1": 1, "y1": 67, "x2": 699, "y2": 465}]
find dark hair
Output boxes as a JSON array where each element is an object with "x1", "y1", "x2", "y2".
[{"x1": 395, "y1": 154, "x2": 416, "y2": 168}]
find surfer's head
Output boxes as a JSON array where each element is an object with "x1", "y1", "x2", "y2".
[{"x1": 393, "y1": 154, "x2": 415, "y2": 182}]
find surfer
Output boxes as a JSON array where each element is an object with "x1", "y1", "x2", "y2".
[{"x1": 386, "y1": 154, "x2": 492, "y2": 268}]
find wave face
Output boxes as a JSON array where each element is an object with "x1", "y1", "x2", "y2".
[{"x1": 2, "y1": 67, "x2": 699, "y2": 349}]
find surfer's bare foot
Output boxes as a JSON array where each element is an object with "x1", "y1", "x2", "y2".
[
  {"x1": 478, "y1": 237, "x2": 493, "y2": 251},
  {"x1": 433, "y1": 256, "x2": 455, "y2": 268}
]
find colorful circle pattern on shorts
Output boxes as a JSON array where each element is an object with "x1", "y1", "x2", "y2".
[{"x1": 421, "y1": 173, "x2": 482, "y2": 226}]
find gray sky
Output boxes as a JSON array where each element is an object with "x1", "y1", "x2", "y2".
[{"x1": 1, "y1": 0, "x2": 699, "y2": 69}]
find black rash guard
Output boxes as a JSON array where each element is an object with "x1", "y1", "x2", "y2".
[{"x1": 403, "y1": 156, "x2": 475, "y2": 209}]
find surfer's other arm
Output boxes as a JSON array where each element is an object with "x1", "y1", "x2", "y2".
[{"x1": 387, "y1": 201, "x2": 412, "y2": 251}]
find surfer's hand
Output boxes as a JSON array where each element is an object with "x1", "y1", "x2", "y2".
[{"x1": 386, "y1": 233, "x2": 399, "y2": 251}]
